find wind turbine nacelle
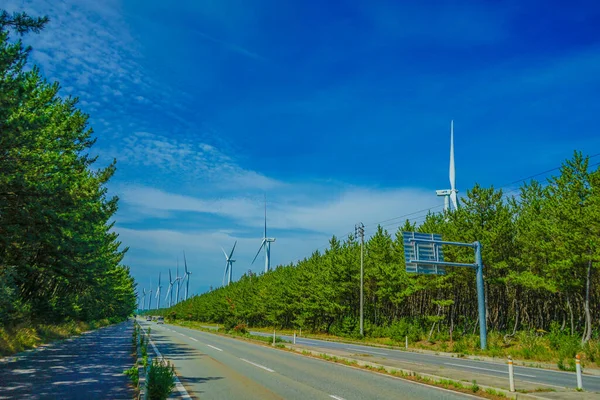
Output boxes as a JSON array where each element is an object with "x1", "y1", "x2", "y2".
[{"x1": 436, "y1": 189, "x2": 451, "y2": 196}]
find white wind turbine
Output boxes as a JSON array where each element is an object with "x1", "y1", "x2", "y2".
[
  {"x1": 175, "y1": 258, "x2": 181, "y2": 304},
  {"x1": 155, "y1": 272, "x2": 162, "y2": 310},
  {"x1": 183, "y1": 251, "x2": 192, "y2": 301},
  {"x1": 165, "y1": 269, "x2": 174, "y2": 307},
  {"x1": 252, "y1": 196, "x2": 276, "y2": 273},
  {"x1": 141, "y1": 289, "x2": 146, "y2": 311},
  {"x1": 148, "y1": 284, "x2": 153, "y2": 311},
  {"x1": 222, "y1": 241, "x2": 237, "y2": 286},
  {"x1": 436, "y1": 120, "x2": 459, "y2": 212}
]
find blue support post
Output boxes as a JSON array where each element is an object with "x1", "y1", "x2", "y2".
[{"x1": 475, "y1": 241, "x2": 487, "y2": 350}]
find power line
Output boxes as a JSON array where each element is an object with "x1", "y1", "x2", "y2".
[{"x1": 284, "y1": 151, "x2": 600, "y2": 265}]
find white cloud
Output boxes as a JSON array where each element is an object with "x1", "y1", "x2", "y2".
[
  {"x1": 115, "y1": 182, "x2": 440, "y2": 294},
  {"x1": 117, "y1": 183, "x2": 439, "y2": 235}
]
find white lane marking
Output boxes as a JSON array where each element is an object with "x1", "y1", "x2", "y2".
[
  {"x1": 207, "y1": 344, "x2": 223, "y2": 351},
  {"x1": 330, "y1": 395, "x2": 346, "y2": 400},
  {"x1": 188, "y1": 337, "x2": 198, "y2": 342},
  {"x1": 141, "y1": 325, "x2": 192, "y2": 399},
  {"x1": 346, "y1": 347, "x2": 388, "y2": 356},
  {"x1": 444, "y1": 362, "x2": 536, "y2": 378},
  {"x1": 240, "y1": 358, "x2": 275, "y2": 372}
]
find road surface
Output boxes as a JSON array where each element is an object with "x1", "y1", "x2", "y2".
[
  {"x1": 0, "y1": 321, "x2": 135, "y2": 400},
  {"x1": 137, "y1": 319, "x2": 472, "y2": 399},
  {"x1": 247, "y1": 330, "x2": 600, "y2": 393}
]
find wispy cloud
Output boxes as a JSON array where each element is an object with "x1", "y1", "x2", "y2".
[
  {"x1": 194, "y1": 29, "x2": 265, "y2": 61},
  {"x1": 110, "y1": 131, "x2": 281, "y2": 191}
]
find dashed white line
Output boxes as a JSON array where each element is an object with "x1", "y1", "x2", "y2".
[
  {"x1": 329, "y1": 395, "x2": 345, "y2": 400},
  {"x1": 444, "y1": 362, "x2": 537, "y2": 378},
  {"x1": 346, "y1": 347, "x2": 388, "y2": 356},
  {"x1": 207, "y1": 344, "x2": 223, "y2": 351},
  {"x1": 240, "y1": 358, "x2": 275, "y2": 372},
  {"x1": 188, "y1": 337, "x2": 198, "y2": 342}
]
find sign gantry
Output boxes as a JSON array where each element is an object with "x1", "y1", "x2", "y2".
[{"x1": 402, "y1": 231, "x2": 487, "y2": 350}]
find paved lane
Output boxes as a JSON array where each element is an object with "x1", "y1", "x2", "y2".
[
  {"x1": 0, "y1": 321, "x2": 134, "y2": 400},
  {"x1": 248, "y1": 330, "x2": 600, "y2": 392},
  {"x1": 139, "y1": 320, "x2": 472, "y2": 400}
]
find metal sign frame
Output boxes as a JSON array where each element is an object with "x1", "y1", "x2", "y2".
[
  {"x1": 402, "y1": 232, "x2": 446, "y2": 275},
  {"x1": 402, "y1": 231, "x2": 487, "y2": 350}
]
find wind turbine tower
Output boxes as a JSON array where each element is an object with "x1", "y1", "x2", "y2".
[
  {"x1": 175, "y1": 258, "x2": 181, "y2": 304},
  {"x1": 165, "y1": 269, "x2": 174, "y2": 307},
  {"x1": 148, "y1": 286, "x2": 153, "y2": 311},
  {"x1": 141, "y1": 289, "x2": 146, "y2": 311},
  {"x1": 183, "y1": 251, "x2": 192, "y2": 300},
  {"x1": 155, "y1": 272, "x2": 162, "y2": 310},
  {"x1": 222, "y1": 241, "x2": 237, "y2": 286},
  {"x1": 252, "y1": 196, "x2": 276, "y2": 273},
  {"x1": 436, "y1": 120, "x2": 459, "y2": 212}
]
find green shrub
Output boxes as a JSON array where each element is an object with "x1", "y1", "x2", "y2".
[
  {"x1": 123, "y1": 365, "x2": 139, "y2": 387},
  {"x1": 233, "y1": 323, "x2": 248, "y2": 334},
  {"x1": 146, "y1": 359, "x2": 176, "y2": 400},
  {"x1": 452, "y1": 340, "x2": 467, "y2": 354}
]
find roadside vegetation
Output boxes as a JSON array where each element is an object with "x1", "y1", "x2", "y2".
[
  {"x1": 157, "y1": 152, "x2": 600, "y2": 370},
  {"x1": 0, "y1": 10, "x2": 136, "y2": 356}
]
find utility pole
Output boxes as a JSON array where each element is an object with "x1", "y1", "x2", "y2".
[{"x1": 355, "y1": 222, "x2": 365, "y2": 336}]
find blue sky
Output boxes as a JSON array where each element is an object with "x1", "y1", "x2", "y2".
[{"x1": 5, "y1": 0, "x2": 600, "y2": 302}]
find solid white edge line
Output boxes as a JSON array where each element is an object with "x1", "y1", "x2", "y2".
[
  {"x1": 311, "y1": 356, "x2": 484, "y2": 400},
  {"x1": 346, "y1": 347, "x2": 388, "y2": 356},
  {"x1": 444, "y1": 362, "x2": 537, "y2": 378},
  {"x1": 207, "y1": 344, "x2": 223, "y2": 351},
  {"x1": 141, "y1": 323, "x2": 193, "y2": 400},
  {"x1": 239, "y1": 358, "x2": 275, "y2": 372},
  {"x1": 329, "y1": 395, "x2": 346, "y2": 400}
]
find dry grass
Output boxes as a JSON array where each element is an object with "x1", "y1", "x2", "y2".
[{"x1": 0, "y1": 318, "x2": 113, "y2": 357}]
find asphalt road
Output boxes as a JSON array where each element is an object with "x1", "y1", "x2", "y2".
[
  {"x1": 0, "y1": 321, "x2": 134, "y2": 400},
  {"x1": 247, "y1": 330, "x2": 600, "y2": 393},
  {"x1": 138, "y1": 319, "x2": 472, "y2": 400}
]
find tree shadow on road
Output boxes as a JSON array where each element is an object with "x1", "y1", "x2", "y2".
[{"x1": 0, "y1": 321, "x2": 135, "y2": 400}]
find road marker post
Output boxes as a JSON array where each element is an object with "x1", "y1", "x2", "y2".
[
  {"x1": 273, "y1": 330, "x2": 276, "y2": 346},
  {"x1": 507, "y1": 356, "x2": 515, "y2": 392},
  {"x1": 293, "y1": 331, "x2": 296, "y2": 344},
  {"x1": 405, "y1": 336, "x2": 408, "y2": 350},
  {"x1": 576, "y1": 354, "x2": 583, "y2": 390}
]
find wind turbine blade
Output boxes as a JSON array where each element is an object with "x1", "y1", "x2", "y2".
[
  {"x1": 221, "y1": 247, "x2": 228, "y2": 259},
  {"x1": 450, "y1": 191, "x2": 458, "y2": 210},
  {"x1": 223, "y1": 262, "x2": 229, "y2": 286},
  {"x1": 264, "y1": 193, "x2": 267, "y2": 238},
  {"x1": 165, "y1": 285, "x2": 171, "y2": 299},
  {"x1": 183, "y1": 251, "x2": 188, "y2": 274},
  {"x1": 228, "y1": 240, "x2": 237, "y2": 259},
  {"x1": 158, "y1": 272, "x2": 161, "y2": 286},
  {"x1": 169, "y1": 268, "x2": 172, "y2": 284},
  {"x1": 251, "y1": 240, "x2": 266, "y2": 265},
  {"x1": 449, "y1": 120, "x2": 455, "y2": 190}
]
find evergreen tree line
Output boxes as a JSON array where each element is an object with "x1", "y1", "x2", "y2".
[
  {"x1": 0, "y1": 11, "x2": 136, "y2": 326},
  {"x1": 163, "y1": 152, "x2": 599, "y2": 344}
]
